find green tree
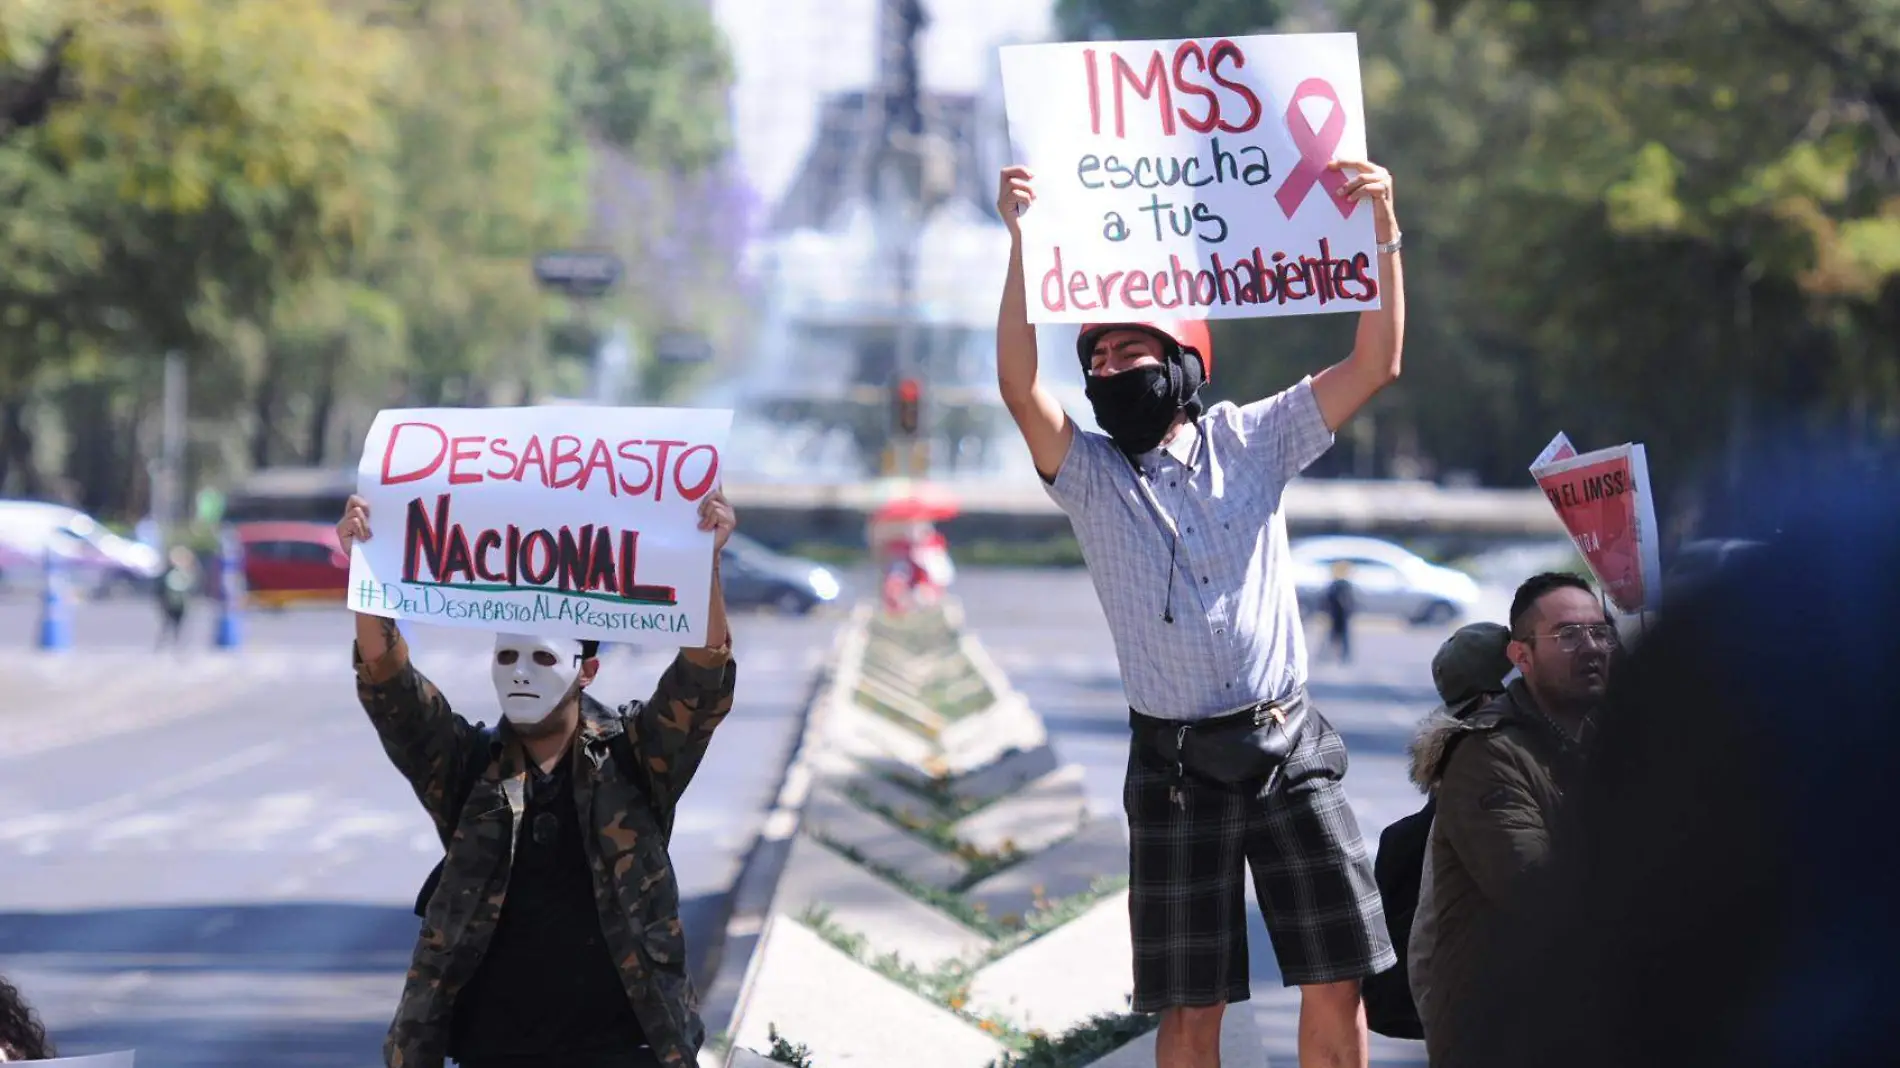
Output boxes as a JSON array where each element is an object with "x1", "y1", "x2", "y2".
[
  {"x1": 0, "y1": 0, "x2": 404, "y2": 502},
  {"x1": 1423, "y1": 0, "x2": 1900, "y2": 492},
  {"x1": 1056, "y1": 0, "x2": 1900, "y2": 496}
]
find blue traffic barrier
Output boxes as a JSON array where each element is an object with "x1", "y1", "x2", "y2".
[
  {"x1": 214, "y1": 528, "x2": 245, "y2": 649},
  {"x1": 37, "y1": 545, "x2": 72, "y2": 650}
]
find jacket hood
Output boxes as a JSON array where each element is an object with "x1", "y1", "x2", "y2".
[
  {"x1": 1408, "y1": 683, "x2": 1528, "y2": 792},
  {"x1": 1408, "y1": 707, "x2": 1469, "y2": 793}
]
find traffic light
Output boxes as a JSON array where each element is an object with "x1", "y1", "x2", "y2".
[{"x1": 894, "y1": 378, "x2": 921, "y2": 436}]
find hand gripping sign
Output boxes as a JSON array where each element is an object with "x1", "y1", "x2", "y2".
[
  {"x1": 1531, "y1": 442, "x2": 1664, "y2": 616},
  {"x1": 999, "y1": 32, "x2": 1380, "y2": 323},
  {"x1": 347, "y1": 405, "x2": 733, "y2": 647}
]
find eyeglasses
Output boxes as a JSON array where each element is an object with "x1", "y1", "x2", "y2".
[{"x1": 1532, "y1": 623, "x2": 1619, "y2": 653}]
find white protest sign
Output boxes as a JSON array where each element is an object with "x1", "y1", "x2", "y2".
[
  {"x1": 1000, "y1": 32, "x2": 1377, "y2": 323},
  {"x1": 1531, "y1": 442, "x2": 1664, "y2": 616},
  {"x1": 37, "y1": 1054, "x2": 136, "y2": 1067},
  {"x1": 347, "y1": 405, "x2": 732, "y2": 647}
]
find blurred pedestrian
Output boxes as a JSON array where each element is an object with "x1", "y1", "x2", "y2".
[
  {"x1": 991, "y1": 154, "x2": 1407, "y2": 1068},
  {"x1": 1320, "y1": 561, "x2": 1357, "y2": 663},
  {"x1": 155, "y1": 545, "x2": 197, "y2": 650},
  {"x1": 0, "y1": 973, "x2": 54, "y2": 1060},
  {"x1": 338, "y1": 491, "x2": 738, "y2": 1068},
  {"x1": 1418, "y1": 573, "x2": 1612, "y2": 1066}
]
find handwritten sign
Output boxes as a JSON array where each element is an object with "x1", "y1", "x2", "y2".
[
  {"x1": 347, "y1": 405, "x2": 732, "y2": 647},
  {"x1": 999, "y1": 32, "x2": 1377, "y2": 323},
  {"x1": 1532, "y1": 442, "x2": 1663, "y2": 615}
]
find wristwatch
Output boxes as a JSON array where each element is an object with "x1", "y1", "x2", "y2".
[{"x1": 1377, "y1": 232, "x2": 1404, "y2": 255}]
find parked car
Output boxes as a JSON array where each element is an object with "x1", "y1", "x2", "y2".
[
  {"x1": 1290, "y1": 535, "x2": 1482, "y2": 625},
  {"x1": 235, "y1": 521, "x2": 350, "y2": 608},
  {"x1": 0, "y1": 500, "x2": 165, "y2": 597},
  {"x1": 719, "y1": 532, "x2": 844, "y2": 615}
]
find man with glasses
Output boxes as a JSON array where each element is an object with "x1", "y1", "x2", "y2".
[
  {"x1": 1418, "y1": 572, "x2": 1614, "y2": 1067},
  {"x1": 337, "y1": 490, "x2": 738, "y2": 1068}
]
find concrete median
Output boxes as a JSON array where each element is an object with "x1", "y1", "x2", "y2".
[{"x1": 700, "y1": 599, "x2": 1263, "y2": 1068}]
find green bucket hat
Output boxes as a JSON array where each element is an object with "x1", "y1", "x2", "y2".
[{"x1": 1431, "y1": 622, "x2": 1513, "y2": 718}]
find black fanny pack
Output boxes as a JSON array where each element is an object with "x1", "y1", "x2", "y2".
[{"x1": 1132, "y1": 688, "x2": 1310, "y2": 788}]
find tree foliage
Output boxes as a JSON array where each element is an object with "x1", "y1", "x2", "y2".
[
  {"x1": 0, "y1": 0, "x2": 737, "y2": 511},
  {"x1": 1058, "y1": 0, "x2": 1900, "y2": 514}
]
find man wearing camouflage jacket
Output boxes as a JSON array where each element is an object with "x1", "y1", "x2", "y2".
[{"x1": 338, "y1": 489, "x2": 738, "y2": 1068}]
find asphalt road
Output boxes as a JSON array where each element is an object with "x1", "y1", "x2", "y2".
[
  {"x1": 0, "y1": 596, "x2": 843, "y2": 1068},
  {"x1": 0, "y1": 571, "x2": 1509, "y2": 1067}
]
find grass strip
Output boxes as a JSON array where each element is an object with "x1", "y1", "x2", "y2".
[
  {"x1": 985, "y1": 1012, "x2": 1160, "y2": 1068},
  {"x1": 798, "y1": 907, "x2": 1035, "y2": 1052},
  {"x1": 837, "y1": 783, "x2": 1026, "y2": 887},
  {"x1": 765, "y1": 1024, "x2": 818, "y2": 1066},
  {"x1": 807, "y1": 832, "x2": 1127, "y2": 941}
]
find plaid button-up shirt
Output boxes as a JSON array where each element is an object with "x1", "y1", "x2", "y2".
[{"x1": 1043, "y1": 378, "x2": 1334, "y2": 721}]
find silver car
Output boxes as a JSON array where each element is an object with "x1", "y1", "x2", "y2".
[{"x1": 1290, "y1": 535, "x2": 1483, "y2": 626}]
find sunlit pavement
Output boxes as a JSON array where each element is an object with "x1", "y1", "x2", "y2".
[
  {"x1": 0, "y1": 596, "x2": 840, "y2": 1068},
  {"x1": 0, "y1": 571, "x2": 1498, "y2": 1066}
]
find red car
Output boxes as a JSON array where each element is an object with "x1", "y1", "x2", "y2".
[{"x1": 236, "y1": 521, "x2": 349, "y2": 608}]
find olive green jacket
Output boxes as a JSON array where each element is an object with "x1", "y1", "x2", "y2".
[{"x1": 355, "y1": 633, "x2": 737, "y2": 1068}]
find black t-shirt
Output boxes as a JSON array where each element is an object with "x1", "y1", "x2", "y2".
[{"x1": 449, "y1": 756, "x2": 648, "y2": 1065}]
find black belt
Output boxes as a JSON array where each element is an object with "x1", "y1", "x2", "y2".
[{"x1": 1130, "y1": 688, "x2": 1311, "y2": 791}]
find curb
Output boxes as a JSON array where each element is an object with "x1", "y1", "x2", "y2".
[{"x1": 697, "y1": 603, "x2": 873, "y2": 1066}]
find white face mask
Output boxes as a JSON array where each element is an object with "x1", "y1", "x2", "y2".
[{"x1": 491, "y1": 633, "x2": 586, "y2": 725}]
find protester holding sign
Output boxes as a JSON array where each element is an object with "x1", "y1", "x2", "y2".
[
  {"x1": 993, "y1": 31, "x2": 1406, "y2": 1068},
  {"x1": 337, "y1": 482, "x2": 736, "y2": 1068}
]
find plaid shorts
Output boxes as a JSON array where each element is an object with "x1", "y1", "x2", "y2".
[{"x1": 1123, "y1": 703, "x2": 1396, "y2": 1010}]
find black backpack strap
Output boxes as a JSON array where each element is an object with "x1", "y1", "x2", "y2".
[{"x1": 413, "y1": 725, "x2": 496, "y2": 918}]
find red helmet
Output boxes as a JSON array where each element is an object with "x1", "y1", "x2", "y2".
[{"x1": 1076, "y1": 319, "x2": 1213, "y2": 380}]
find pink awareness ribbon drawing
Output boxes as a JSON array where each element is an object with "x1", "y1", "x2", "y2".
[{"x1": 1273, "y1": 77, "x2": 1357, "y2": 220}]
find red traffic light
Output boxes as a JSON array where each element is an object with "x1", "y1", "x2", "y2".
[{"x1": 893, "y1": 379, "x2": 921, "y2": 435}]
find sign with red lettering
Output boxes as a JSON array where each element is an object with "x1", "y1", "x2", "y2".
[
  {"x1": 999, "y1": 33, "x2": 1377, "y2": 323},
  {"x1": 346, "y1": 405, "x2": 732, "y2": 646},
  {"x1": 1531, "y1": 443, "x2": 1663, "y2": 615}
]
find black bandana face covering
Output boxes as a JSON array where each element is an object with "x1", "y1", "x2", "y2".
[
  {"x1": 1084, "y1": 347, "x2": 1205, "y2": 456},
  {"x1": 1086, "y1": 364, "x2": 1179, "y2": 456}
]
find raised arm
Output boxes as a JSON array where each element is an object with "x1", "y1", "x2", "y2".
[
  {"x1": 1310, "y1": 158, "x2": 1406, "y2": 432},
  {"x1": 633, "y1": 489, "x2": 739, "y2": 805},
  {"x1": 995, "y1": 165, "x2": 1075, "y2": 483},
  {"x1": 339, "y1": 494, "x2": 478, "y2": 836}
]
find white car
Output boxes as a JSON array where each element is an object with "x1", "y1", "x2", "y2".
[
  {"x1": 1290, "y1": 535, "x2": 1482, "y2": 626},
  {"x1": 0, "y1": 500, "x2": 166, "y2": 596}
]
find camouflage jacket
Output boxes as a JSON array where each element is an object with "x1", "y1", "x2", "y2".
[{"x1": 354, "y1": 630, "x2": 737, "y2": 1068}]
